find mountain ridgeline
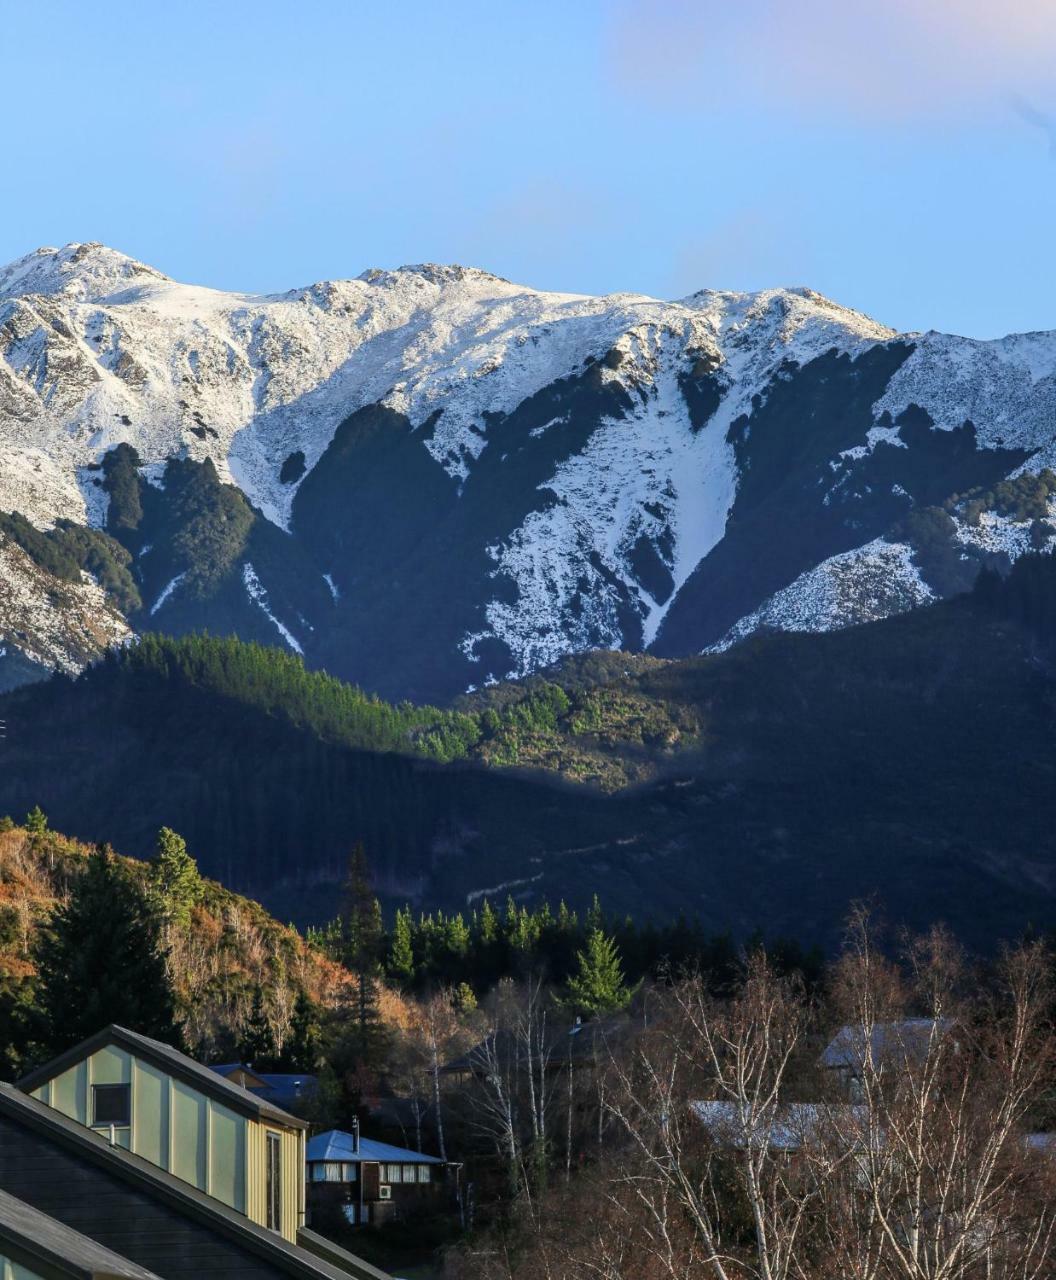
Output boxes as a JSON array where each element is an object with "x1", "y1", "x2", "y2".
[
  {"x1": 1, "y1": 554, "x2": 1054, "y2": 947},
  {"x1": 2, "y1": 244, "x2": 1056, "y2": 700}
]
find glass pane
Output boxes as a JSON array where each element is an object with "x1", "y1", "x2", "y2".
[
  {"x1": 343, "y1": 1163, "x2": 358, "y2": 1181},
  {"x1": 93, "y1": 1084, "x2": 130, "y2": 1126},
  {"x1": 266, "y1": 1133, "x2": 282, "y2": 1232},
  {"x1": 417, "y1": 1164, "x2": 431, "y2": 1183}
]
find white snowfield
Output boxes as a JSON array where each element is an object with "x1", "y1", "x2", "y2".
[
  {"x1": 707, "y1": 540, "x2": 936, "y2": 654},
  {"x1": 1, "y1": 242, "x2": 1055, "y2": 678},
  {"x1": 0, "y1": 243, "x2": 891, "y2": 537}
]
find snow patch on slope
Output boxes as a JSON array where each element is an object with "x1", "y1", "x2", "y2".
[
  {"x1": 150, "y1": 573, "x2": 186, "y2": 617},
  {"x1": 0, "y1": 534, "x2": 132, "y2": 673},
  {"x1": 875, "y1": 331, "x2": 1056, "y2": 451},
  {"x1": 708, "y1": 539, "x2": 935, "y2": 653},
  {"x1": 243, "y1": 563, "x2": 303, "y2": 654}
]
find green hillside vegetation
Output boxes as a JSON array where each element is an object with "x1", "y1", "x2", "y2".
[
  {"x1": 0, "y1": 511, "x2": 141, "y2": 614},
  {"x1": 1, "y1": 554, "x2": 1055, "y2": 945}
]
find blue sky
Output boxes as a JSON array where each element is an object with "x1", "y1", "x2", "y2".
[{"x1": 3, "y1": 1, "x2": 1056, "y2": 338}]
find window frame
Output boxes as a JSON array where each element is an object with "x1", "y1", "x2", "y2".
[
  {"x1": 92, "y1": 1082, "x2": 131, "y2": 1127},
  {"x1": 266, "y1": 1131, "x2": 282, "y2": 1233}
]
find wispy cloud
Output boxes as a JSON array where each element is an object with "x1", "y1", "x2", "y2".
[
  {"x1": 606, "y1": 1, "x2": 1056, "y2": 122},
  {"x1": 1010, "y1": 94, "x2": 1056, "y2": 158}
]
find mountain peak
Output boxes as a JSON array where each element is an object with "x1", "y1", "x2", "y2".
[{"x1": 0, "y1": 242, "x2": 169, "y2": 304}]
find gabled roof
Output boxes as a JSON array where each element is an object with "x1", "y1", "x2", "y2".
[
  {"x1": 819, "y1": 1019, "x2": 953, "y2": 1073},
  {"x1": 0, "y1": 1188, "x2": 162, "y2": 1280},
  {"x1": 18, "y1": 1026, "x2": 307, "y2": 1130},
  {"x1": 306, "y1": 1129, "x2": 446, "y2": 1165},
  {"x1": 0, "y1": 1085, "x2": 383, "y2": 1280}
]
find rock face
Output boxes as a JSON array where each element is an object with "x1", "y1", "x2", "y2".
[{"x1": 1, "y1": 242, "x2": 1054, "y2": 700}]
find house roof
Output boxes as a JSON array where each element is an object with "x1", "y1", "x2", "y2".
[
  {"x1": 306, "y1": 1129, "x2": 446, "y2": 1165},
  {"x1": 819, "y1": 1019, "x2": 952, "y2": 1072},
  {"x1": 18, "y1": 1026, "x2": 307, "y2": 1130},
  {"x1": 0, "y1": 1085, "x2": 385, "y2": 1280},
  {"x1": 0, "y1": 1188, "x2": 163, "y2": 1280},
  {"x1": 442, "y1": 1015, "x2": 624, "y2": 1075},
  {"x1": 211, "y1": 1064, "x2": 319, "y2": 1109},
  {"x1": 692, "y1": 1100, "x2": 867, "y2": 1152}
]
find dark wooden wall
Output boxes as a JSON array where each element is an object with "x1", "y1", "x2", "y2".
[{"x1": 0, "y1": 1111, "x2": 304, "y2": 1279}]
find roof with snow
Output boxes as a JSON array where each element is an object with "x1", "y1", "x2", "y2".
[
  {"x1": 306, "y1": 1129, "x2": 446, "y2": 1166},
  {"x1": 692, "y1": 1101, "x2": 866, "y2": 1151},
  {"x1": 819, "y1": 1019, "x2": 953, "y2": 1073}
]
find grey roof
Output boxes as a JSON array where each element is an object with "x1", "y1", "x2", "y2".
[
  {"x1": 0, "y1": 1188, "x2": 163, "y2": 1280},
  {"x1": 692, "y1": 1100, "x2": 867, "y2": 1151},
  {"x1": 0, "y1": 1084, "x2": 382, "y2": 1280},
  {"x1": 307, "y1": 1129, "x2": 447, "y2": 1165},
  {"x1": 18, "y1": 1025, "x2": 306, "y2": 1130},
  {"x1": 819, "y1": 1019, "x2": 952, "y2": 1073}
]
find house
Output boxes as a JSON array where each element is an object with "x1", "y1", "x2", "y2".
[
  {"x1": 442, "y1": 1014, "x2": 623, "y2": 1081},
  {"x1": 306, "y1": 1124, "x2": 457, "y2": 1228},
  {"x1": 18, "y1": 1026, "x2": 306, "y2": 1244},
  {"x1": 211, "y1": 1064, "x2": 319, "y2": 1114},
  {"x1": 0, "y1": 1188, "x2": 163, "y2": 1280},
  {"x1": 820, "y1": 1019, "x2": 953, "y2": 1095},
  {"x1": 692, "y1": 1100, "x2": 866, "y2": 1152},
  {"x1": 5, "y1": 1026, "x2": 388, "y2": 1280}
]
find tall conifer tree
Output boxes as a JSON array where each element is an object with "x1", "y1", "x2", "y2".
[{"x1": 33, "y1": 843, "x2": 180, "y2": 1055}]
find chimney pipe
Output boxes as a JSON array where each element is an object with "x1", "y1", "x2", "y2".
[{"x1": 352, "y1": 1116, "x2": 360, "y2": 1155}]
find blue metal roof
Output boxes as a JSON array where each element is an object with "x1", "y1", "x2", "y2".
[
  {"x1": 210, "y1": 1063, "x2": 318, "y2": 1109},
  {"x1": 306, "y1": 1129, "x2": 445, "y2": 1165}
]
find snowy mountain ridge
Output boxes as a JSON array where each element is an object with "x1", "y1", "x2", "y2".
[{"x1": 1, "y1": 242, "x2": 1054, "y2": 699}]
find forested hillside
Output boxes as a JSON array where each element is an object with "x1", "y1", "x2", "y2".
[
  {"x1": 0, "y1": 555, "x2": 1054, "y2": 946},
  {"x1": 0, "y1": 817, "x2": 352, "y2": 1076}
]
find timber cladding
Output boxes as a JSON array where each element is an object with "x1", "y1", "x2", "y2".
[
  {"x1": 17, "y1": 1026, "x2": 306, "y2": 1244},
  {"x1": 0, "y1": 1086, "x2": 360, "y2": 1280}
]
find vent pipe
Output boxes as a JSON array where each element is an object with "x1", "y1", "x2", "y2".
[{"x1": 352, "y1": 1116, "x2": 360, "y2": 1154}]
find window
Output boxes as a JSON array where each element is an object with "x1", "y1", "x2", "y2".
[
  {"x1": 266, "y1": 1132, "x2": 282, "y2": 1233},
  {"x1": 417, "y1": 1164, "x2": 432, "y2": 1183},
  {"x1": 384, "y1": 1163, "x2": 402, "y2": 1183},
  {"x1": 342, "y1": 1162, "x2": 358, "y2": 1181},
  {"x1": 92, "y1": 1084, "x2": 130, "y2": 1127},
  {"x1": 312, "y1": 1162, "x2": 345, "y2": 1183}
]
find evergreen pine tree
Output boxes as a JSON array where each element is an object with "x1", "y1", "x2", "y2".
[
  {"x1": 24, "y1": 806, "x2": 48, "y2": 836},
  {"x1": 565, "y1": 927, "x2": 633, "y2": 1018},
  {"x1": 33, "y1": 843, "x2": 180, "y2": 1055},
  {"x1": 148, "y1": 827, "x2": 203, "y2": 928},
  {"x1": 340, "y1": 843, "x2": 385, "y2": 1064},
  {"x1": 283, "y1": 990, "x2": 322, "y2": 1071},
  {"x1": 479, "y1": 899, "x2": 499, "y2": 945},
  {"x1": 238, "y1": 989, "x2": 277, "y2": 1068},
  {"x1": 389, "y1": 906, "x2": 414, "y2": 986}
]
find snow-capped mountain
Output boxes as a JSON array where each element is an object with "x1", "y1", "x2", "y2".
[{"x1": 1, "y1": 242, "x2": 1054, "y2": 699}]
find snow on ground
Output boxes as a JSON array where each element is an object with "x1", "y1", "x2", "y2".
[
  {"x1": 874, "y1": 330, "x2": 1056, "y2": 450},
  {"x1": 150, "y1": 573, "x2": 186, "y2": 617},
  {"x1": 956, "y1": 509, "x2": 1056, "y2": 558},
  {"x1": 0, "y1": 243, "x2": 900, "y2": 536},
  {"x1": 708, "y1": 539, "x2": 935, "y2": 653},
  {"x1": 0, "y1": 533, "x2": 131, "y2": 673},
  {"x1": 242, "y1": 563, "x2": 303, "y2": 654}
]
